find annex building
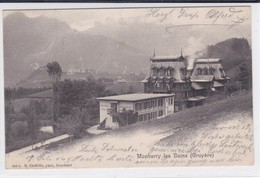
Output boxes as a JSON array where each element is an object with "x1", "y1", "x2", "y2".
[{"x1": 96, "y1": 93, "x2": 174, "y2": 129}]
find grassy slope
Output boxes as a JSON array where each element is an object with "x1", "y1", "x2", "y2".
[
  {"x1": 107, "y1": 92, "x2": 252, "y2": 139},
  {"x1": 59, "y1": 92, "x2": 252, "y2": 150}
]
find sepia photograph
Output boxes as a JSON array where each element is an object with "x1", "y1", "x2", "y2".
[{"x1": 3, "y1": 6, "x2": 254, "y2": 169}]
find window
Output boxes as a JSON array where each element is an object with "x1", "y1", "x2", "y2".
[
  {"x1": 162, "y1": 82, "x2": 166, "y2": 88},
  {"x1": 169, "y1": 98, "x2": 173, "y2": 105},
  {"x1": 159, "y1": 110, "x2": 163, "y2": 117},
  {"x1": 220, "y1": 68, "x2": 225, "y2": 78},
  {"x1": 135, "y1": 103, "x2": 139, "y2": 111},
  {"x1": 147, "y1": 101, "x2": 151, "y2": 109},
  {"x1": 111, "y1": 103, "x2": 117, "y2": 113},
  {"x1": 148, "y1": 113, "x2": 151, "y2": 120},
  {"x1": 181, "y1": 68, "x2": 187, "y2": 76},
  {"x1": 159, "y1": 68, "x2": 165, "y2": 76},
  {"x1": 153, "y1": 69, "x2": 158, "y2": 76},
  {"x1": 167, "y1": 68, "x2": 173, "y2": 76},
  {"x1": 155, "y1": 99, "x2": 158, "y2": 107},
  {"x1": 144, "y1": 102, "x2": 147, "y2": 109},
  {"x1": 144, "y1": 114, "x2": 147, "y2": 121},
  {"x1": 138, "y1": 114, "x2": 143, "y2": 122},
  {"x1": 209, "y1": 68, "x2": 215, "y2": 75},
  {"x1": 151, "y1": 100, "x2": 154, "y2": 108},
  {"x1": 158, "y1": 99, "x2": 163, "y2": 107},
  {"x1": 202, "y1": 68, "x2": 208, "y2": 75},
  {"x1": 197, "y1": 68, "x2": 202, "y2": 75}
]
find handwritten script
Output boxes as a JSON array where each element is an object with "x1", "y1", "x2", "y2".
[
  {"x1": 6, "y1": 111, "x2": 253, "y2": 168},
  {"x1": 145, "y1": 7, "x2": 248, "y2": 32}
]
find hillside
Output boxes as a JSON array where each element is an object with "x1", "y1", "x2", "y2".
[
  {"x1": 205, "y1": 38, "x2": 251, "y2": 80},
  {"x1": 6, "y1": 93, "x2": 253, "y2": 168}
]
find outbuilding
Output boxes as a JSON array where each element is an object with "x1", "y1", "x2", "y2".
[{"x1": 96, "y1": 93, "x2": 175, "y2": 129}]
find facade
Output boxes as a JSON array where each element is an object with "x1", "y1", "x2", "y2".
[
  {"x1": 96, "y1": 93, "x2": 175, "y2": 129},
  {"x1": 142, "y1": 55, "x2": 229, "y2": 111},
  {"x1": 142, "y1": 54, "x2": 193, "y2": 111},
  {"x1": 190, "y1": 58, "x2": 229, "y2": 96}
]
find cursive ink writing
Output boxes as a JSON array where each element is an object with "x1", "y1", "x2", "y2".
[
  {"x1": 145, "y1": 8, "x2": 175, "y2": 22},
  {"x1": 178, "y1": 8, "x2": 199, "y2": 20}
]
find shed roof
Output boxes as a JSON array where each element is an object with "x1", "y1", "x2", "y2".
[
  {"x1": 190, "y1": 75, "x2": 214, "y2": 82},
  {"x1": 196, "y1": 58, "x2": 220, "y2": 63},
  {"x1": 214, "y1": 81, "x2": 224, "y2": 87},
  {"x1": 96, "y1": 93, "x2": 175, "y2": 102},
  {"x1": 191, "y1": 83, "x2": 204, "y2": 90},
  {"x1": 187, "y1": 96, "x2": 206, "y2": 101}
]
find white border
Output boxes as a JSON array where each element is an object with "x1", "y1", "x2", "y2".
[{"x1": 0, "y1": 3, "x2": 259, "y2": 178}]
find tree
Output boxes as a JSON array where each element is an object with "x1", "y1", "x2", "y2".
[
  {"x1": 27, "y1": 109, "x2": 40, "y2": 149},
  {"x1": 56, "y1": 107, "x2": 84, "y2": 140},
  {"x1": 4, "y1": 88, "x2": 15, "y2": 149},
  {"x1": 46, "y1": 61, "x2": 62, "y2": 132},
  {"x1": 20, "y1": 100, "x2": 41, "y2": 149},
  {"x1": 238, "y1": 59, "x2": 252, "y2": 90},
  {"x1": 59, "y1": 78, "x2": 107, "y2": 116}
]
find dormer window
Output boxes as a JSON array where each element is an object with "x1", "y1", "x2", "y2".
[
  {"x1": 197, "y1": 68, "x2": 202, "y2": 75},
  {"x1": 159, "y1": 68, "x2": 165, "y2": 76},
  {"x1": 181, "y1": 68, "x2": 187, "y2": 76},
  {"x1": 219, "y1": 68, "x2": 225, "y2": 78},
  {"x1": 166, "y1": 68, "x2": 174, "y2": 76},
  {"x1": 153, "y1": 68, "x2": 158, "y2": 76},
  {"x1": 202, "y1": 68, "x2": 208, "y2": 75},
  {"x1": 209, "y1": 68, "x2": 215, "y2": 75}
]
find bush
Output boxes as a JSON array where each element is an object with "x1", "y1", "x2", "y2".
[
  {"x1": 226, "y1": 82, "x2": 238, "y2": 94},
  {"x1": 11, "y1": 121, "x2": 28, "y2": 138},
  {"x1": 39, "y1": 119, "x2": 53, "y2": 127}
]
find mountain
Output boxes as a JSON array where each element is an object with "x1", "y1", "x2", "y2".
[
  {"x1": 4, "y1": 13, "x2": 149, "y2": 87},
  {"x1": 4, "y1": 12, "x2": 71, "y2": 87},
  {"x1": 4, "y1": 12, "x2": 251, "y2": 87}
]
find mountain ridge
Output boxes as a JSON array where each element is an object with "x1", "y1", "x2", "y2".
[{"x1": 4, "y1": 12, "x2": 149, "y2": 87}]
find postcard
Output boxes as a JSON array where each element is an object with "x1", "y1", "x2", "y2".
[{"x1": 2, "y1": 6, "x2": 255, "y2": 170}]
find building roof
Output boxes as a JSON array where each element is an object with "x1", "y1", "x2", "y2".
[
  {"x1": 142, "y1": 61, "x2": 187, "y2": 83},
  {"x1": 27, "y1": 89, "x2": 53, "y2": 98},
  {"x1": 151, "y1": 55, "x2": 180, "y2": 60},
  {"x1": 191, "y1": 58, "x2": 228, "y2": 81},
  {"x1": 214, "y1": 81, "x2": 224, "y2": 87},
  {"x1": 196, "y1": 58, "x2": 221, "y2": 63},
  {"x1": 187, "y1": 96, "x2": 206, "y2": 101},
  {"x1": 191, "y1": 62, "x2": 227, "y2": 80},
  {"x1": 96, "y1": 93, "x2": 175, "y2": 102},
  {"x1": 151, "y1": 62, "x2": 186, "y2": 69},
  {"x1": 191, "y1": 83, "x2": 204, "y2": 90}
]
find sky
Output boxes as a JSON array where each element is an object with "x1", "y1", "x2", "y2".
[
  {"x1": 4, "y1": 6, "x2": 251, "y2": 33},
  {"x1": 3, "y1": 6, "x2": 251, "y2": 57}
]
